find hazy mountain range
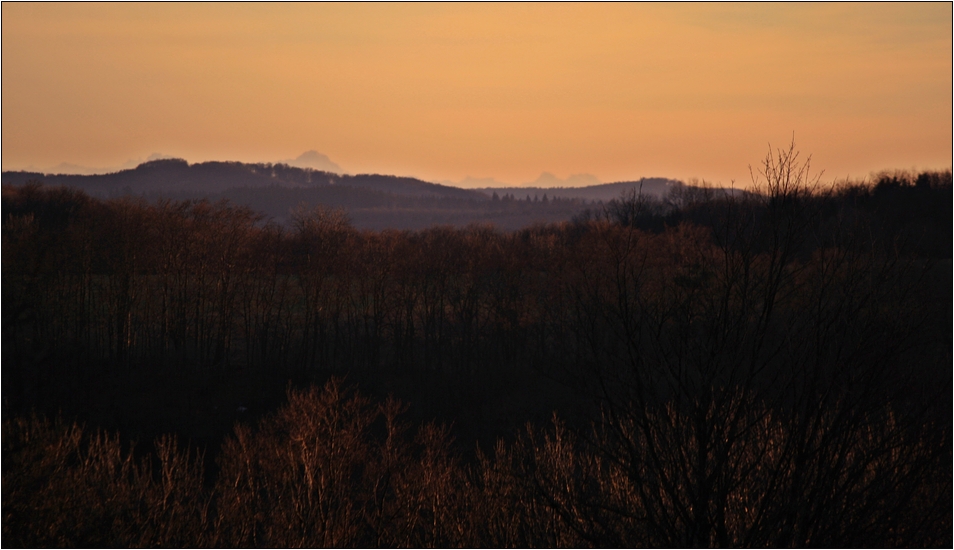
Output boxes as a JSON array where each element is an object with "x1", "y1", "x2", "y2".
[
  {"x1": 2, "y1": 158, "x2": 682, "y2": 201},
  {"x1": 2, "y1": 157, "x2": 687, "y2": 230},
  {"x1": 474, "y1": 178, "x2": 681, "y2": 204},
  {"x1": 15, "y1": 150, "x2": 615, "y2": 190},
  {"x1": 14, "y1": 153, "x2": 178, "y2": 176},
  {"x1": 444, "y1": 172, "x2": 603, "y2": 189}
]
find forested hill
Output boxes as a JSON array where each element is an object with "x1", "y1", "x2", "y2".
[
  {"x1": 3, "y1": 160, "x2": 691, "y2": 230},
  {"x1": 1, "y1": 158, "x2": 486, "y2": 201}
]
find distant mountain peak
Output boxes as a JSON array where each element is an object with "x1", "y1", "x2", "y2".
[
  {"x1": 282, "y1": 150, "x2": 342, "y2": 173},
  {"x1": 297, "y1": 150, "x2": 324, "y2": 161}
]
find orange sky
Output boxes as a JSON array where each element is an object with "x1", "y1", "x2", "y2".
[{"x1": 2, "y1": 3, "x2": 951, "y2": 187}]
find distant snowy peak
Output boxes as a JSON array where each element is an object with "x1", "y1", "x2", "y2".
[{"x1": 281, "y1": 151, "x2": 343, "y2": 174}]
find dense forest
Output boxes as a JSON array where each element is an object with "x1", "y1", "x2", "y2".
[{"x1": 3, "y1": 146, "x2": 951, "y2": 547}]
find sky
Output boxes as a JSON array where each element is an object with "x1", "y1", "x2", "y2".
[{"x1": 2, "y1": 3, "x2": 951, "y2": 187}]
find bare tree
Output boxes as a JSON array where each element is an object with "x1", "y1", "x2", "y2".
[{"x1": 540, "y1": 141, "x2": 950, "y2": 546}]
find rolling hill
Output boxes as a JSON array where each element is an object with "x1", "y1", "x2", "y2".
[{"x1": 2, "y1": 158, "x2": 486, "y2": 201}]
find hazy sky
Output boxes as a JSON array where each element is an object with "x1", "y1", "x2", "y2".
[{"x1": 3, "y1": 3, "x2": 951, "y2": 186}]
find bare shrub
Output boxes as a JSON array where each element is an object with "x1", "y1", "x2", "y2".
[
  {"x1": 2, "y1": 415, "x2": 209, "y2": 547},
  {"x1": 212, "y1": 378, "x2": 469, "y2": 547}
]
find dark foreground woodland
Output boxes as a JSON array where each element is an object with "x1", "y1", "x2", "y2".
[{"x1": 3, "y1": 147, "x2": 951, "y2": 547}]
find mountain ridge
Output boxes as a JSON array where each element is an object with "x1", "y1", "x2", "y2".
[
  {"x1": 2, "y1": 158, "x2": 486, "y2": 201},
  {"x1": 2, "y1": 159, "x2": 706, "y2": 231},
  {"x1": 475, "y1": 177, "x2": 684, "y2": 202}
]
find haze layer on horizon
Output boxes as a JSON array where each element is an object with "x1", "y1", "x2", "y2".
[{"x1": 2, "y1": 3, "x2": 951, "y2": 187}]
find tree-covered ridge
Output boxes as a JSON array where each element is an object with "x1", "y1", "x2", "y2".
[
  {"x1": 1, "y1": 158, "x2": 486, "y2": 199},
  {"x1": 2, "y1": 160, "x2": 689, "y2": 231}
]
